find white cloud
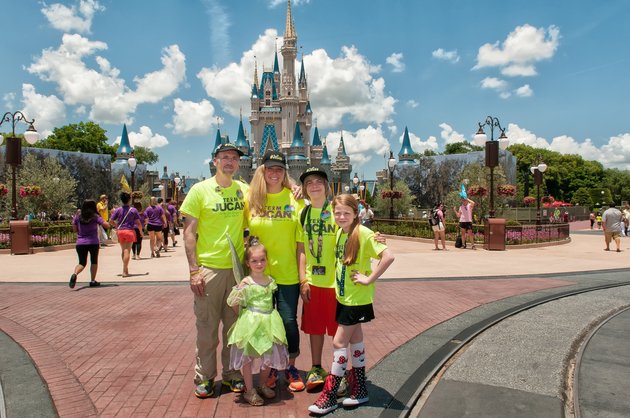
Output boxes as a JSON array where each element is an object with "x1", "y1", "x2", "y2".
[
  {"x1": 406, "y1": 99, "x2": 419, "y2": 108},
  {"x1": 27, "y1": 35, "x2": 186, "y2": 124},
  {"x1": 480, "y1": 77, "x2": 508, "y2": 91},
  {"x1": 197, "y1": 30, "x2": 396, "y2": 130},
  {"x1": 474, "y1": 24, "x2": 560, "y2": 77},
  {"x1": 21, "y1": 84, "x2": 66, "y2": 138},
  {"x1": 324, "y1": 125, "x2": 390, "y2": 169},
  {"x1": 268, "y1": 0, "x2": 310, "y2": 7},
  {"x1": 3, "y1": 92, "x2": 16, "y2": 109},
  {"x1": 41, "y1": 0, "x2": 105, "y2": 34},
  {"x1": 171, "y1": 98, "x2": 219, "y2": 136},
  {"x1": 404, "y1": 131, "x2": 438, "y2": 154},
  {"x1": 515, "y1": 84, "x2": 533, "y2": 97},
  {"x1": 386, "y1": 52, "x2": 405, "y2": 72},
  {"x1": 439, "y1": 123, "x2": 466, "y2": 145},
  {"x1": 505, "y1": 123, "x2": 550, "y2": 148},
  {"x1": 432, "y1": 48, "x2": 460, "y2": 63},
  {"x1": 202, "y1": 0, "x2": 231, "y2": 65},
  {"x1": 114, "y1": 126, "x2": 169, "y2": 149}
]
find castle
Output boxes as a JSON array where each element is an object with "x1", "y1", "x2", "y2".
[{"x1": 210, "y1": 0, "x2": 352, "y2": 187}]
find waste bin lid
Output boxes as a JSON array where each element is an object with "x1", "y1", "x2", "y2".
[{"x1": 487, "y1": 218, "x2": 506, "y2": 225}]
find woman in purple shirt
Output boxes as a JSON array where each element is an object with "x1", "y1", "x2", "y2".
[
  {"x1": 144, "y1": 197, "x2": 166, "y2": 258},
  {"x1": 132, "y1": 202, "x2": 146, "y2": 259},
  {"x1": 70, "y1": 200, "x2": 110, "y2": 288},
  {"x1": 110, "y1": 192, "x2": 144, "y2": 277}
]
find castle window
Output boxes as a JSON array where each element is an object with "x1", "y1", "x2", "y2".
[{"x1": 266, "y1": 99, "x2": 270, "y2": 105}]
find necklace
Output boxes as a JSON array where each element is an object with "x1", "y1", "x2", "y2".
[{"x1": 335, "y1": 232, "x2": 348, "y2": 296}]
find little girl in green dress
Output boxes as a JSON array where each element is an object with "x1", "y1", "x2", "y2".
[{"x1": 227, "y1": 237, "x2": 289, "y2": 406}]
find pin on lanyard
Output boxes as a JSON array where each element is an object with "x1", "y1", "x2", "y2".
[{"x1": 307, "y1": 200, "x2": 328, "y2": 264}]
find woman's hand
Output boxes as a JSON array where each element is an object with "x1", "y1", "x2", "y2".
[{"x1": 351, "y1": 270, "x2": 372, "y2": 286}]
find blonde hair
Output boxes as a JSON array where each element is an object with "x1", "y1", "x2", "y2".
[
  {"x1": 332, "y1": 194, "x2": 361, "y2": 265},
  {"x1": 248, "y1": 165, "x2": 292, "y2": 216},
  {"x1": 150, "y1": 197, "x2": 158, "y2": 206}
]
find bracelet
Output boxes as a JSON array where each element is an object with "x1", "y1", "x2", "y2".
[
  {"x1": 299, "y1": 280, "x2": 309, "y2": 286},
  {"x1": 190, "y1": 269, "x2": 200, "y2": 276}
]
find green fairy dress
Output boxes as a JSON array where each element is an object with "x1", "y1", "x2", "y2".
[{"x1": 227, "y1": 276, "x2": 289, "y2": 370}]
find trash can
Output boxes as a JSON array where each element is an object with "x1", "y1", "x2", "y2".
[
  {"x1": 485, "y1": 218, "x2": 506, "y2": 251},
  {"x1": 10, "y1": 220, "x2": 32, "y2": 255}
]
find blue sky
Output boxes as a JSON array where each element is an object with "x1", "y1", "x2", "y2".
[{"x1": 2, "y1": 0, "x2": 630, "y2": 180}]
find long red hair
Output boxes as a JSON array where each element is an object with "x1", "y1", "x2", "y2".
[{"x1": 332, "y1": 194, "x2": 361, "y2": 265}]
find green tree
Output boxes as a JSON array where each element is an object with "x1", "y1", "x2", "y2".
[
  {"x1": 571, "y1": 188, "x2": 593, "y2": 206},
  {"x1": 4, "y1": 153, "x2": 77, "y2": 219},
  {"x1": 133, "y1": 146, "x2": 159, "y2": 165},
  {"x1": 34, "y1": 122, "x2": 117, "y2": 159},
  {"x1": 373, "y1": 179, "x2": 415, "y2": 218},
  {"x1": 444, "y1": 142, "x2": 483, "y2": 155}
]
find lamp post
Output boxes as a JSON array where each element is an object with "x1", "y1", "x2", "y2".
[
  {"x1": 530, "y1": 160, "x2": 547, "y2": 225},
  {"x1": 127, "y1": 153, "x2": 137, "y2": 194},
  {"x1": 174, "y1": 175, "x2": 181, "y2": 204},
  {"x1": 0, "y1": 111, "x2": 40, "y2": 219},
  {"x1": 473, "y1": 116, "x2": 509, "y2": 218},
  {"x1": 359, "y1": 184, "x2": 365, "y2": 201},
  {"x1": 387, "y1": 150, "x2": 396, "y2": 219},
  {"x1": 352, "y1": 172, "x2": 359, "y2": 193},
  {"x1": 344, "y1": 185, "x2": 350, "y2": 194}
]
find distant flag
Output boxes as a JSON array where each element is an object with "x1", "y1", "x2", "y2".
[
  {"x1": 120, "y1": 175, "x2": 132, "y2": 194},
  {"x1": 459, "y1": 183, "x2": 467, "y2": 199}
]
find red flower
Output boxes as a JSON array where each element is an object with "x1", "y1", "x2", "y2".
[
  {"x1": 497, "y1": 184, "x2": 516, "y2": 197},
  {"x1": 467, "y1": 185, "x2": 487, "y2": 197}
]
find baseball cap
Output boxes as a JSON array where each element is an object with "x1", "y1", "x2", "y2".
[
  {"x1": 262, "y1": 150, "x2": 287, "y2": 168},
  {"x1": 299, "y1": 166, "x2": 328, "y2": 184},
  {"x1": 213, "y1": 143, "x2": 244, "y2": 157}
]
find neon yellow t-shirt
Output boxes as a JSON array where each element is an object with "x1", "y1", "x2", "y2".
[
  {"x1": 301, "y1": 203, "x2": 336, "y2": 288},
  {"x1": 247, "y1": 188, "x2": 305, "y2": 285},
  {"x1": 179, "y1": 177, "x2": 248, "y2": 269},
  {"x1": 96, "y1": 201, "x2": 108, "y2": 221},
  {"x1": 335, "y1": 225, "x2": 387, "y2": 306}
]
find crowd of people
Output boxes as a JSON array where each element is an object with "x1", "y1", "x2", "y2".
[{"x1": 69, "y1": 194, "x2": 180, "y2": 287}]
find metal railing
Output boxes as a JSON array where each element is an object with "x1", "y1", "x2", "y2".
[
  {"x1": 372, "y1": 218, "x2": 570, "y2": 246},
  {"x1": 0, "y1": 222, "x2": 76, "y2": 249}
]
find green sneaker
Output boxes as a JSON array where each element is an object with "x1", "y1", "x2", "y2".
[
  {"x1": 222, "y1": 376, "x2": 245, "y2": 393},
  {"x1": 194, "y1": 380, "x2": 214, "y2": 399},
  {"x1": 306, "y1": 366, "x2": 327, "y2": 392}
]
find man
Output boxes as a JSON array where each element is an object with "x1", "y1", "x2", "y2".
[
  {"x1": 96, "y1": 194, "x2": 109, "y2": 246},
  {"x1": 602, "y1": 202, "x2": 625, "y2": 252},
  {"x1": 179, "y1": 143, "x2": 247, "y2": 398},
  {"x1": 454, "y1": 197, "x2": 476, "y2": 249}
]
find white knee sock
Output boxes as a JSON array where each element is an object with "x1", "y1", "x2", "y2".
[
  {"x1": 331, "y1": 348, "x2": 348, "y2": 377},
  {"x1": 350, "y1": 342, "x2": 366, "y2": 368}
]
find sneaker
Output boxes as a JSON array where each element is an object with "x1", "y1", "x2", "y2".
[
  {"x1": 286, "y1": 365, "x2": 305, "y2": 392},
  {"x1": 265, "y1": 368, "x2": 278, "y2": 389},
  {"x1": 222, "y1": 377, "x2": 245, "y2": 393},
  {"x1": 69, "y1": 273, "x2": 77, "y2": 289},
  {"x1": 89, "y1": 281, "x2": 101, "y2": 287},
  {"x1": 194, "y1": 380, "x2": 214, "y2": 399},
  {"x1": 306, "y1": 366, "x2": 327, "y2": 392}
]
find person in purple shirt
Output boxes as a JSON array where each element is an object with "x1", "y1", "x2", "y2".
[
  {"x1": 132, "y1": 202, "x2": 145, "y2": 260},
  {"x1": 145, "y1": 196, "x2": 166, "y2": 258},
  {"x1": 166, "y1": 198, "x2": 179, "y2": 247},
  {"x1": 160, "y1": 200, "x2": 172, "y2": 252},
  {"x1": 110, "y1": 192, "x2": 144, "y2": 277},
  {"x1": 70, "y1": 199, "x2": 110, "y2": 288}
]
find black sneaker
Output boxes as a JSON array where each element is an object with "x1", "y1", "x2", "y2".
[
  {"x1": 69, "y1": 274, "x2": 77, "y2": 289},
  {"x1": 89, "y1": 281, "x2": 101, "y2": 287}
]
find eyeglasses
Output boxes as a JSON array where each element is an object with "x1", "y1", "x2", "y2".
[{"x1": 217, "y1": 156, "x2": 240, "y2": 162}]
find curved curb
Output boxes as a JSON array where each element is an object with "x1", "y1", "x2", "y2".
[{"x1": 0, "y1": 316, "x2": 98, "y2": 417}]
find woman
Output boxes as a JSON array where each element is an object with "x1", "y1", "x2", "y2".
[
  {"x1": 247, "y1": 150, "x2": 306, "y2": 393},
  {"x1": 160, "y1": 201, "x2": 172, "y2": 253},
  {"x1": 69, "y1": 199, "x2": 110, "y2": 288},
  {"x1": 132, "y1": 201, "x2": 145, "y2": 259},
  {"x1": 431, "y1": 202, "x2": 447, "y2": 250},
  {"x1": 144, "y1": 197, "x2": 166, "y2": 257},
  {"x1": 110, "y1": 192, "x2": 144, "y2": 277}
]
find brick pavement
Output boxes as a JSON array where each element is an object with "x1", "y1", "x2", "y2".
[
  {"x1": 1, "y1": 221, "x2": 627, "y2": 417},
  {"x1": 0, "y1": 277, "x2": 572, "y2": 417}
]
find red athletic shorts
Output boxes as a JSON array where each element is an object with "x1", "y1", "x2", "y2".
[
  {"x1": 301, "y1": 285, "x2": 338, "y2": 336},
  {"x1": 116, "y1": 229, "x2": 136, "y2": 243}
]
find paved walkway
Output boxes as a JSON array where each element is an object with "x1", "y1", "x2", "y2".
[{"x1": 0, "y1": 221, "x2": 628, "y2": 417}]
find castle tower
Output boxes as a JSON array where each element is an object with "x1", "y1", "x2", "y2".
[
  {"x1": 398, "y1": 126, "x2": 417, "y2": 165},
  {"x1": 115, "y1": 124, "x2": 133, "y2": 160},
  {"x1": 287, "y1": 121, "x2": 308, "y2": 181},
  {"x1": 235, "y1": 114, "x2": 253, "y2": 182},
  {"x1": 310, "y1": 124, "x2": 323, "y2": 166},
  {"x1": 331, "y1": 131, "x2": 352, "y2": 188}
]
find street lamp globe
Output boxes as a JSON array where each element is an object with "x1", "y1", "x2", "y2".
[
  {"x1": 387, "y1": 151, "x2": 396, "y2": 172},
  {"x1": 537, "y1": 162, "x2": 547, "y2": 173},
  {"x1": 473, "y1": 126, "x2": 487, "y2": 146},
  {"x1": 174, "y1": 176, "x2": 181, "y2": 186},
  {"x1": 127, "y1": 156, "x2": 137, "y2": 172},
  {"x1": 158, "y1": 184, "x2": 164, "y2": 191},
  {"x1": 498, "y1": 130, "x2": 510, "y2": 150},
  {"x1": 23, "y1": 124, "x2": 40, "y2": 144}
]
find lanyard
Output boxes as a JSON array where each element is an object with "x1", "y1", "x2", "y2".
[
  {"x1": 335, "y1": 232, "x2": 347, "y2": 296},
  {"x1": 306, "y1": 200, "x2": 329, "y2": 264}
]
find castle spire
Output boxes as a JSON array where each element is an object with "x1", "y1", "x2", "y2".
[
  {"x1": 116, "y1": 123, "x2": 133, "y2": 158},
  {"x1": 284, "y1": 0, "x2": 297, "y2": 40},
  {"x1": 273, "y1": 43, "x2": 280, "y2": 73},
  {"x1": 337, "y1": 131, "x2": 347, "y2": 157},
  {"x1": 398, "y1": 126, "x2": 417, "y2": 165}
]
